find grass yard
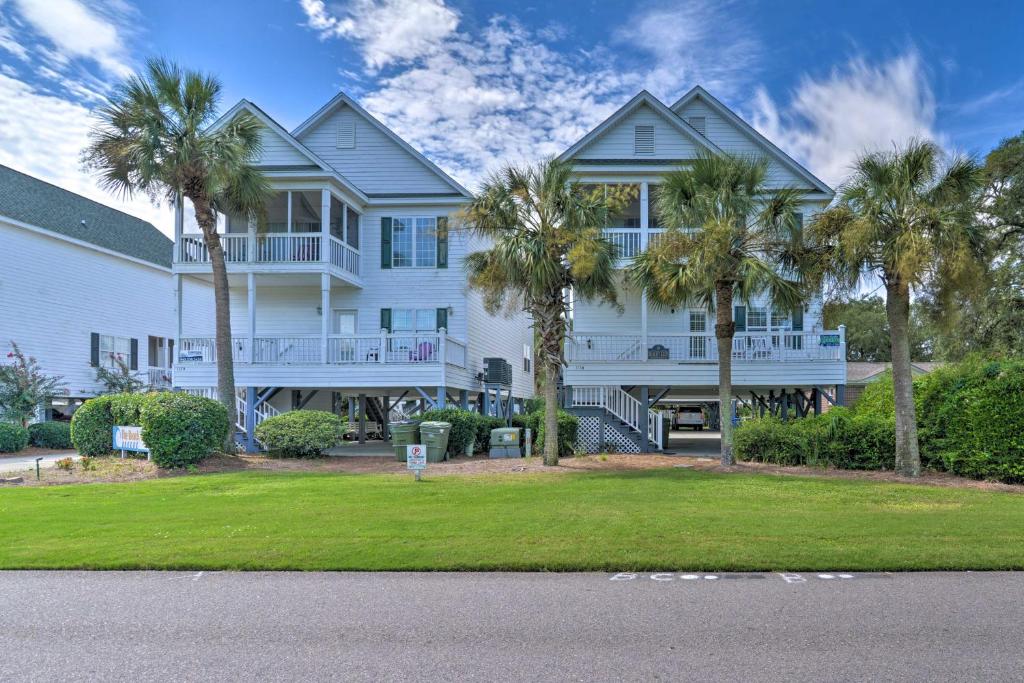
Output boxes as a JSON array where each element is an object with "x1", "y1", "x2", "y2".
[{"x1": 1, "y1": 468, "x2": 1023, "y2": 571}]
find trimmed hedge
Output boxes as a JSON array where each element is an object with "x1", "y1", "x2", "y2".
[
  {"x1": 536, "y1": 410, "x2": 580, "y2": 459},
  {"x1": 419, "y1": 408, "x2": 480, "y2": 457},
  {"x1": 70, "y1": 395, "x2": 117, "y2": 456},
  {"x1": 475, "y1": 415, "x2": 508, "y2": 453},
  {"x1": 141, "y1": 393, "x2": 228, "y2": 468},
  {"x1": 0, "y1": 422, "x2": 29, "y2": 452},
  {"x1": 255, "y1": 410, "x2": 344, "y2": 457},
  {"x1": 28, "y1": 421, "x2": 72, "y2": 449}
]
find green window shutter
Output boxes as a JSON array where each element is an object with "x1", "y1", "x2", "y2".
[
  {"x1": 380, "y1": 217, "x2": 392, "y2": 269},
  {"x1": 436, "y1": 307, "x2": 448, "y2": 332},
  {"x1": 380, "y1": 308, "x2": 392, "y2": 333},
  {"x1": 436, "y1": 216, "x2": 448, "y2": 268},
  {"x1": 130, "y1": 338, "x2": 139, "y2": 370},
  {"x1": 733, "y1": 306, "x2": 746, "y2": 332},
  {"x1": 90, "y1": 333, "x2": 99, "y2": 367},
  {"x1": 791, "y1": 306, "x2": 804, "y2": 332}
]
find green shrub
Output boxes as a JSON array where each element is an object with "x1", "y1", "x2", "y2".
[
  {"x1": 0, "y1": 422, "x2": 29, "y2": 452},
  {"x1": 110, "y1": 392, "x2": 149, "y2": 426},
  {"x1": 419, "y1": 408, "x2": 480, "y2": 457},
  {"x1": 535, "y1": 410, "x2": 579, "y2": 459},
  {"x1": 475, "y1": 415, "x2": 507, "y2": 453},
  {"x1": 28, "y1": 421, "x2": 72, "y2": 449},
  {"x1": 141, "y1": 392, "x2": 227, "y2": 468},
  {"x1": 255, "y1": 410, "x2": 344, "y2": 457},
  {"x1": 733, "y1": 418, "x2": 806, "y2": 465},
  {"x1": 70, "y1": 395, "x2": 116, "y2": 455}
]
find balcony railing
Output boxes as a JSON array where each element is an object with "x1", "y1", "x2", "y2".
[
  {"x1": 147, "y1": 367, "x2": 173, "y2": 389},
  {"x1": 177, "y1": 333, "x2": 467, "y2": 367},
  {"x1": 175, "y1": 233, "x2": 360, "y2": 279},
  {"x1": 566, "y1": 331, "x2": 844, "y2": 363}
]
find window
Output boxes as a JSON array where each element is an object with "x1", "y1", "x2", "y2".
[
  {"x1": 392, "y1": 309, "x2": 437, "y2": 333},
  {"x1": 688, "y1": 311, "x2": 707, "y2": 359},
  {"x1": 689, "y1": 311, "x2": 706, "y2": 333},
  {"x1": 634, "y1": 125, "x2": 655, "y2": 154},
  {"x1": 747, "y1": 308, "x2": 768, "y2": 331},
  {"x1": 392, "y1": 216, "x2": 436, "y2": 267},
  {"x1": 686, "y1": 116, "x2": 706, "y2": 135},
  {"x1": 100, "y1": 335, "x2": 132, "y2": 369},
  {"x1": 523, "y1": 343, "x2": 532, "y2": 373},
  {"x1": 148, "y1": 336, "x2": 167, "y2": 368},
  {"x1": 771, "y1": 309, "x2": 790, "y2": 330}
]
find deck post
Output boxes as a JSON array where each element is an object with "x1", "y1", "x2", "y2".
[
  {"x1": 437, "y1": 386, "x2": 446, "y2": 409},
  {"x1": 383, "y1": 393, "x2": 390, "y2": 439},
  {"x1": 639, "y1": 386, "x2": 650, "y2": 453},
  {"x1": 320, "y1": 273, "x2": 330, "y2": 363},
  {"x1": 357, "y1": 394, "x2": 367, "y2": 444},
  {"x1": 836, "y1": 384, "x2": 847, "y2": 407},
  {"x1": 245, "y1": 386, "x2": 256, "y2": 453},
  {"x1": 173, "y1": 273, "x2": 182, "y2": 369},
  {"x1": 347, "y1": 397, "x2": 354, "y2": 425},
  {"x1": 459, "y1": 390, "x2": 469, "y2": 410},
  {"x1": 812, "y1": 387, "x2": 821, "y2": 415},
  {"x1": 321, "y1": 188, "x2": 330, "y2": 265},
  {"x1": 247, "y1": 272, "x2": 256, "y2": 363}
]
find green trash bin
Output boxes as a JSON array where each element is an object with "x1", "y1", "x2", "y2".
[
  {"x1": 419, "y1": 421, "x2": 452, "y2": 462},
  {"x1": 390, "y1": 421, "x2": 421, "y2": 462}
]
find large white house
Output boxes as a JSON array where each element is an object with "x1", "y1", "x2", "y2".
[
  {"x1": 557, "y1": 88, "x2": 847, "y2": 453},
  {"x1": 0, "y1": 164, "x2": 212, "y2": 418},
  {"x1": 170, "y1": 94, "x2": 534, "y2": 448}
]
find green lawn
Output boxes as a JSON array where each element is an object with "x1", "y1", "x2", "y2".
[{"x1": 1, "y1": 468, "x2": 1022, "y2": 571}]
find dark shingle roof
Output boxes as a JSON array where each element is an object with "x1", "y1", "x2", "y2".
[{"x1": 0, "y1": 164, "x2": 172, "y2": 268}]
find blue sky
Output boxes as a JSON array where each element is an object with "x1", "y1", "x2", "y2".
[{"x1": 1, "y1": 0, "x2": 1022, "y2": 235}]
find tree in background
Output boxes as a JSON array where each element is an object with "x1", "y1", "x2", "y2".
[
  {"x1": 94, "y1": 354, "x2": 147, "y2": 394},
  {"x1": 463, "y1": 159, "x2": 619, "y2": 466},
  {"x1": 810, "y1": 140, "x2": 983, "y2": 477},
  {"x1": 628, "y1": 152, "x2": 807, "y2": 466},
  {"x1": 823, "y1": 295, "x2": 934, "y2": 361},
  {"x1": 84, "y1": 59, "x2": 272, "y2": 448},
  {"x1": 0, "y1": 342, "x2": 66, "y2": 427}
]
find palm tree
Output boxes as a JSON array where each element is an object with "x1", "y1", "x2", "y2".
[
  {"x1": 463, "y1": 159, "x2": 619, "y2": 466},
  {"x1": 84, "y1": 58, "x2": 272, "y2": 449},
  {"x1": 809, "y1": 139, "x2": 983, "y2": 477},
  {"x1": 627, "y1": 152, "x2": 808, "y2": 466}
]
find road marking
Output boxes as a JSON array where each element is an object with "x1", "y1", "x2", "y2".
[
  {"x1": 610, "y1": 572, "x2": 885, "y2": 583},
  {"x1": 192, "y1": 572, "x2": 204, "y2": 581}
]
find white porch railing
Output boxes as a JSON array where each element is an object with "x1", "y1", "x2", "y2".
[
  {"x1": 572, "y1": 386, "x2": 662, "y2": 445},
  {"x1": 567, "y1": 331, "x2": 844, "y2": 363},
  {"x1": 329, "y1": 236, "x2": 360, "y2": 276},
  {"x1": 177, "y1": 234, "x2": 248, "y2": 263},
  {"x1": 256, "y1": 234, "x2": 321, "y2": 263},
  {"x1": 147, "y1": 367, "x2": 172, "y2": 389},
  {"x1": 178, "y1": 333, "x2": 468, "y2": 367},
  {"x1": 605, "y1": 229, "x2": 642, "y2": 259},
  {"x1": 176, "y1": 232, "x2": 361, "y2": 279}
]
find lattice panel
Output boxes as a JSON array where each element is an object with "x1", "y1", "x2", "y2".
[{"x1": 576, "y1": 415, "x2": 641, "y2": 454}]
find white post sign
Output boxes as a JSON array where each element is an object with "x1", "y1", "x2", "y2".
[
  {"x1": 407, "y1": 444, "x2": 426, "y2": 481},
  {"x1": 113, "y1": 426, "x2": 150, "y2": 460}
]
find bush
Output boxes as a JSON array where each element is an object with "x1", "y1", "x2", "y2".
[
  {"x1": 70, "y1": 395, "x2": 116, "y2": 455},
  {"x1": 0, "y1": 422, "x2": 29, "y2": 452},
  {"x1": 141, "y1": 392, "x2": 227, "y2": 468},
  {"x1": 475, "y1": 415, "x2": 507, "y2": 453},
  {"x1": 28, "y1": 421, "x2": 72, "y2": 449},
  {"x1": 733, "y1": 418, "x2": 806, "y2": 466},
  {"x1": 255, "y1": 410, "x2": 344, "y2": 457},
  {"x1": 535, "y1": 410, "x2": 579, "y2": 459},
  {"x1": 419, "y1": 408, "x2": 480, "y2": 457},
  {"x1": 54, "y1": 456, "x2": 75, "y2": 470}
]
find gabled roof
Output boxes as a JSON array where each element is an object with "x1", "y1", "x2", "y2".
[
  {"x1": 670, "y1": 86, "x2": 833, "y2": 196},
  {"x1": 557, "y1": 90, "x2": 722, "y2": 162},
  {"x1": 0, "y1": 164, "x2": 172, "y2": 268},
  {"x1": 291, "y1": 91, "x2": 472, "y2": 198},
  {"x1": 846, "y1": 361, "x2": 943, "y2": 384},
  {"x1": 209, "y1": 99, "x2": 370, "y2": 204}
]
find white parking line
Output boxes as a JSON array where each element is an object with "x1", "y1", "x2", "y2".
[{"x1": 610, "y1": 572, "x2": 883, "y2": 583}]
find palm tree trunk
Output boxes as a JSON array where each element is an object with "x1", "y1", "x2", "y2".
[
  {"x1": 715, "y1": 282, "x2": 736, "y2": 466},
  {"x1": 542, "y1": 360, "x2": 559, "y2": 466},
  {"x1": 534, "y1": 297, "x2": 564, "y2": 466},
  {"x1": 193, "y1": 197, "x2": 237, "y2": 453},
  {"x1": 885, "y1": 278, "x2": 920, "y2": 476}
]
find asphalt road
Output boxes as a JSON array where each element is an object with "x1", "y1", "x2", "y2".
[
  {"x1": 1, "y1": 571, "x2": 1022, "y2": 682},
  {"x1": 0, "y1": 452, "x2": 78, "y2": 475}
]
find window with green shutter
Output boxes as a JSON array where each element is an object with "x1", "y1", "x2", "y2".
[
  {"x1": 380, "y1": 308, "x2": 392, "y2": 333},
  {"x1": 436, "y1": 307, "x2": 448, "y2": 332},
  {"x1": 436, "y1": 216, "x2": 448, "y2": 268},
  {"x1": 380, "y1": 217, "x2": 392, "y2": 269},
  {"x1": 733, "y1": 305, "x2": 746, "y2": 332}
]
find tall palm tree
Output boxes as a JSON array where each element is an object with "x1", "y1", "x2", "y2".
[
  {"x1": 84, "y1": 58, "x2": 272, "y2": 449},
  {"x1": 627, "y1": 152, "x2": 808, "y2": 466},
  {"x1": 463, "y1": 159, "x2": 619, "y2": 466},
  {"x1": 809, "y1": 139, "x2": 983, "y2": 477}
]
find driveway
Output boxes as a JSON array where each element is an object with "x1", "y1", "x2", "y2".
[
  {"x1": 0, "y1": 451, "x2": 78, "y2": 475},
  {"x1": 0, "y1": 571, "x2": 1021, "y2": 681}
]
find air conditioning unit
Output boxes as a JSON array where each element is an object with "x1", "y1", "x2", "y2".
[{"x1": 483, "y1": 357, "x2": 512, "y2": 386}]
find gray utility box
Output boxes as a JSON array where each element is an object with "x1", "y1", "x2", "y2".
[{"x1": 489, "y1": 427, "x2": 522, "y2": 458}]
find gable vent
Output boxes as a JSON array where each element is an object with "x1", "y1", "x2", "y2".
[
  {"x1": 634, "y1": 125, "x2": 655, "y2": 155},
  {"x1": 686, "y1": 116, "x2": 706, "y2": 136},
  {"x1": 336, "y1": 113, "x2": 356, "y2": 149}
]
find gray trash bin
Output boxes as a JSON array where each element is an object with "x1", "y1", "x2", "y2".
[{"x1": 419, "y1": 421, "x2": 452, "y2": 462}]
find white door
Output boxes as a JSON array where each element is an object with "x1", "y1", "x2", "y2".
[{"x1": 332, "y1": 309, "x2": 357, "y2": 335}]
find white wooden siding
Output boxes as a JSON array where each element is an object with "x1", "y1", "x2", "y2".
[
  {"x1": 297, "y1": 104, "x2": 455, "y2": 194},
  {"x1": 574, "y1": 104, "x2": 700, "y2": 160},
  {"x1": 1, "y1": 220, "x2": 213, "y2": 398},
  {"x1": 255, "y1": 125, "x2": 313, "y2": 167}
]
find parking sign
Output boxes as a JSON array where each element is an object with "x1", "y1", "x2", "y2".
[{"x1": 407, "y1": 444, "x2": 427, "y2": 472}]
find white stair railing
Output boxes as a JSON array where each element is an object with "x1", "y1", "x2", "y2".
[
  {"x1": 234, "y1": 388, "x2": 281, "y2": 435},
  {"x1": 572, "y1": 386, "x2": 662, "y2": 447}
]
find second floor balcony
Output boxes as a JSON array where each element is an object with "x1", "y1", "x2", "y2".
[
  {"x1": 175, "y1": 232, "x2": 360, "y2": 281},
  {"x1": 567, "y1": 330, "x2": 845, "y2": 364}
]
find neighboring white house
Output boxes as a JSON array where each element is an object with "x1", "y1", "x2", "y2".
[
  {"x1": 0, "y1": 164, "x2": 213, "y2": 418},
  {"x1": 170, "y1": 94, "x2": 534, "y2": 448},
  {"x1": 556, "y1": 88, "x2": 847, "y2": 453}
]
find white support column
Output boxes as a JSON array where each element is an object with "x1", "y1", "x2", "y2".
[
  {"x1": 342, "y1": 200, "x2": 348, "y2": 243},
  {"x1": 247, "y1": 272, "x2": 256, "y2": 364},
  {"x1": 639, "y1": 181, "x2": 650, "y2": 250},
  {"x1": 321, "y1": 187, "x2": 331, "y2": 265},
  {"x1": 321, "y1": 273, "x2": 330, "y2": 364},
  {"x1": 173, "y1": 193, "x2": 184, "y2": 263},
  {"x1": 286, "y1": 191, "x2": 292, "y2": 233},
  {"x1": 247, "y1": 212, "x2": 256, "y2": 264},
  {"x1": 173, "y1": 273, "x2": 182, "y2": 366},
  {"x1": 641, "y1": 291, "x2": 649, "y2": 359}
]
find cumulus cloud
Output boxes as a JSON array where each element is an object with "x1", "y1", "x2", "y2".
[
  {"x1": 300, "y1": 0, "x2": 459, "y2": 71},
  {"x1": 750, "y1": 51, "x2": 939, "y2": 187}
]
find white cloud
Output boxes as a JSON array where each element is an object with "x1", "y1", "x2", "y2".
[
  {"x1": 9, "y1": 0, "x2": 134, "y2": 77},
  {"x1": 0, "y1": 73, "x2": 174, "y2": 235},
  {"x1": 300, "y1": 0, "x2": 459, "y2": 71},
  {"x1": 750, "y1": 51, "x2": 939, "y2": 187}
]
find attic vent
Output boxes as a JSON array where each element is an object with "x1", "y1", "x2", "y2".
[
  {"x1": 686, "y1": 116, "x2": 706, "y2": 136},
  {"x1": 634, "y1": 125, "x2": 655, "y2": 155},
  {"x1": 336, "y1": 113, "x2": 355, "y2": 149}
]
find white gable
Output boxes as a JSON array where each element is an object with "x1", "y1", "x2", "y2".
[
  {"x1": 297, "y1": 103, "x2": 456, "y2": 195},
  {"x1": 574, "y1": 103, "x2": 701, "y2": 161},
  {"x1": 255, "y1": 125, "x2": 314, "y2": 167}
]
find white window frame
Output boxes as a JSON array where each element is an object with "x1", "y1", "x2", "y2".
[
  {"x1": 392, "y1": 308, "x2": 437, "y2": 333},
  {"x1": 747, "y1": 307, "x2": 768, "y2": 332},
  {"x1": 331, "y1": 309, "x2": 358, "y2": 335},
  {"x1": 99, "y1": 335, "x2": 132, "y2": 369},
  {"x1": 771, "y1": 309, "x2": 791, "y2": 331},
  {"x1": 391, "y1": 216, "x2": 437, "y2": 268}
]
